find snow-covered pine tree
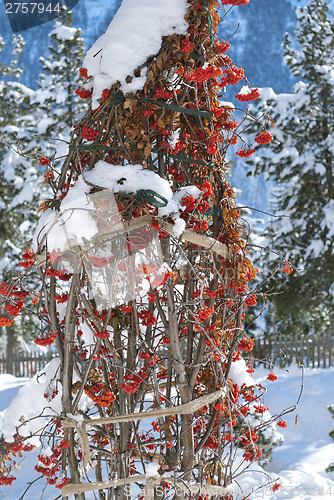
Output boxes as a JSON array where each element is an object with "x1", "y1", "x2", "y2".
[
  {"x1": 245, "y1": 0, "x2": 334, "y2": 336},
  {"x1": 0, "y1": 35, "x2": 41, "y2": 356},
  {"x1": 34, "y1": 6, "x2": 87, "y2": 147},
  {"x1": 0, "y1": 34, "x2": 37, "y2": 271},
  {"x1": 0, "y1": 8, "x2": 88, "y2": 357}
]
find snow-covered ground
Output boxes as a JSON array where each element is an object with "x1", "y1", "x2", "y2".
[
  {"x1": 238, "y1": 365, "x2": 334, "y2": 499},
  {"x1": 1, "y1": 365, "x2": 334, "y2": 499}
]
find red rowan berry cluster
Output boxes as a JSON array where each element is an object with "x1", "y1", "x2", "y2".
[
  {"x1": 181, "y1": 195, "x2": 196, "y2": 212},
  {"x1": 44, "y1": 389, "x2": 59, "y2": 401},
  {"x1": 53, "y1": 293, "x2": 68, "y2": 303},
  {"x1": 243, "y1": 445, "x2": 262, "y2": 461},
  {"x1": 239, "y1": 337, "x2": 255, "y2": 352},
  {"x1": 240, "y1": 429, "x2": 258, "y2": 447},
  {"x1": 35, "y1": 443, "x2": 70, "y2": 488},
  {"x1": 39, "y1": 156, "x2": 50, "y2": 166},
  {"x1": 235, "y1": 87, "x2": 260, "y2": 102},
  {"x1": 253, "y1": 404, "x2": 269, "y2": 414},
  {"x1": 254, "y1": 131, "x2": 273, "y2": 144},
  {"x1": 4, "y1": 300, "x2": 24, "y2": 316},
  {"x1": 81, "y1": 126, "x2": 99, "y2": 141},
  {"x1": 277, "y1": 420, "x2": 287, "y2": 428},
  {"x1": 120, "y1": 368, "x2": 148, "y2": 394},
  {"x1": 120, "y1": 304, "x2": 133, "y2": 313},
  {"x1": 199, "y1": 180, "x2": 214, "y2": 199},
  {"x1": 267, "y1": 373, "x2": 278, "y2": 382},
  {"x1": 222, "y1": 120, "x2": 238, "y2": 131},
  {"x1": 150, "y1": 217, "x2": 161, "y2": 231},
  {"x1": 180, "y1": 38, "x2": 194, "y2": 53},
  {"x1": 79, "y1": 67, "x2": 89, "y2": 78},
  {"x1": 221, "y1": 65, "x2": 244, "y2": 85},
  {"x1": 45, "y1": 269, "x2": 73, "y2": 281},
  {"x1": 189, "y1": 65, "x2": 222, "y2": 83},
  {"x1": 18, "y1": 248, "x2": 35, "y2": 269},
  {"x1": 0, "y1": 317, "x2": 13, "y2": 326},
  {"x1": 95, "y1": 330, "x2": 110, "y2": 339},
  {"x1": 155, "y1": 88, "x2": 174, "y2": 99},
  {"x1": 283, "y1": 261, "x2": 293, "y2": 274},
  {"x1": 137, "y1": 309, "x2": 157, "y2": 326},
  {"x1": 75, "y1": 88, "x2": 92, "y2": 99},
  {"x1": 84, "y1": 383, "x2": 115, "y2": 407},
  {"x1": 102, "y1": 88, "x2": 111, "y2": 102},
  {"x1": 142, "y1": 109, "x2": 154, "y2": 118},
  {"x1": 221, "y1": 0, "x2": 249, "y2": 5},
  {"x1": 214, "y1": 40, "x2": 231, "y2": 54},
  {"x1": 245, "y1": 294, "x2": 257, "y2": 306},
  {"x1": 236, "y1": 148, "x2": 256, "y2": 157},
  {"x1": 43, "y1": 171, "x2": 54, "y2": 183},
  {"x1": 34, "y1": 331, "x2": 58, "y2": 346},
  {"x1": 0, "y1": 475, "x2": 16, "y2": 485},
  {"x1": 229, "y1": 135, "x2": 238, "y2": 145},
  {"x1": 196, "y1": 305, "x2": 214, "y2": 322}
]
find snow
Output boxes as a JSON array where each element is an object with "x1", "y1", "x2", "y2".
[
  {"x1": 19, "y1": 220, "x2": 31, "y2": 233},
  {"x1": 84, "y1": 161, "x2": 173, "y2": 202},
  {"x1": 33, "y1": 162, "x2": 174, "y2": 254},
  {"x1": 66, "y1": 412, "x2": 85, "y2": 425},
  {"x1": 219, "y1": 100, "x2": 235, "y2": 109},
  {"x1": 305, "y1": 239, "x2": 324, "y2": 259},
  {"x1": 256, "y1": 87, "x2": 277, "y2": 101},
  {"x1": 36, "y1": 116, "x2": 54, "y2": 135},
  {"x1": 2, "y1": 149, "x2": 20, "y2": 182},
  {"x1": 83, "y1": 0, "x2": 188, "y2": 108},
  {"x1": 228, "y1": 357, "x2": 255, "y2": 387},
  {"x1": 168, "y1": 129, "x2": 181, "y2": 150},
  {"x1": 322, "y1": 200, "x2": 334, "y2": 239},
  {"x1": 49, "y1": 24, "x2": 78, "y2": 41},
  {"x1": 146, "y1": 462, "x2": 160, "y2": 478},
  {"x1": 0, "y1": 358, "x2": 62, "y2": 445},
  {"x1": 0, "y1": 374, "x2": 29, "y2": 411},
  {"x1": 33, "y1": 177, "x2": 98, "y2": 253},
  {"x1": 34, "y1": 162, "x2": 203, "y2": 255},
  {"x1": 238, "y1": 85, "x2": 252, "y2": 95},
  {"x1": 236, "y1": 365, "x2": 334, "y2": 499},
  {"x1": 171, "y1": 217, "x2": 186, "y2": 237},
  {"x1": 160, "y1": 184, "x2": 201, "y2": 220}
]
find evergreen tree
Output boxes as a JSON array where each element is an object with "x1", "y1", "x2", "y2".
[
  {"x1": 0, "y1": 35, "x2": 40, "y2": 355},
  {"x1": 246, "y1": 0, "x2": 334, "y2": 335},
  {"x1": 34, "y1": 6, "x2": 87, "y2": 145},
  {"x1": 33, "y1": 6, "x2": 88, "y2": 207},
  {"x1": 0, "y1": 34, "x2": 37, "y2": 270},
  {"x1": 0, "y1": 9, "x2": 87, "y2": 354}
]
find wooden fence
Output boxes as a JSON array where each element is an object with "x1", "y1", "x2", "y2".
[
  {"x1": 0, "y1": 352, "x2": 55, "y2": 377},
  {"x1": 0, "y1": 333, "x2": 333, "y2": 377},
  {"x1": 252, "y1": 333, "x2": 334, "y2": 368}
]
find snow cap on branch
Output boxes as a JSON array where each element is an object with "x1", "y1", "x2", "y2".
[{"x1": 82, "y1": 0, "x2": 188, "y2": 108}]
